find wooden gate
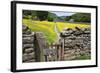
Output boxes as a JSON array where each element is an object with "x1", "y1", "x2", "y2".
[{"x1": 34, "y1": 32, "x2": 64, "y2": 62}]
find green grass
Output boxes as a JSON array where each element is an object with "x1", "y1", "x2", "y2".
[
  {"x1": 74, "y1": 54, "x2": 91, "y2": 60},
  {"x1": 22, "y1": 19, "x2": 57, "y2": 44},
  {"x1": 22, "y1": 19, "x2": 90, "y2": 44},
  {"x1": 56, "y1": 22, "x2": 90, "y2": 32}
]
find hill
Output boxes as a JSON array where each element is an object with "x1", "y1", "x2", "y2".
[{"x1": 65, "y1": 13, "x2": 91, "y2": 23}]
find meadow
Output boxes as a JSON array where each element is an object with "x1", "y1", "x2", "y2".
[{"x1": 22, "y1": 19, "x2": 90, "y2": 44}]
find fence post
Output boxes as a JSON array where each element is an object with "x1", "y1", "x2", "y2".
[
  {"x1": 57, "y1": 44, "x2": 61, "y2": 61},
  {"x1": 60, "y1": 38, "x2": 65, "y2": 61},
  {"x1": 34, "y1": 32, "x2": 46, "y2": 62}
]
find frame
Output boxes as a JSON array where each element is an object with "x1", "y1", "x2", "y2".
[{"x1": 11, "y1": 1, "x2": 98, "y2": 72}]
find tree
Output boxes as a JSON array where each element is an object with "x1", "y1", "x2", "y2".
[
  {"x1": 23, "y1": 10, "x2": 32, "y2": 16},
  {"x1": 36, "y1": 11, "x2": 48, "y2": 21},
  {"x1": 65, "y1": 16, "x2": 71, "y2": 21},
  {"x1": 47, "y1": 16, "x2": 53, "y2": 21},
  {"x1": 23, "y1": 10, "x2": 32, "y2": 19},
  {"x1": 31, "y1": 11, "x2": 37, "y2": 19}
]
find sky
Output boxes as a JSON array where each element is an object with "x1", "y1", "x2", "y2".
[{"x1": 51, "y1": 11, "x2": 75, "y2": 16}]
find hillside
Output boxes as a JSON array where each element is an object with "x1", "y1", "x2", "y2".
[{"x1": 65, "y1": 13, "x2": 91, "y2": 23}]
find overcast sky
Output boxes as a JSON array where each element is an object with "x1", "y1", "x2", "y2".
[{"x1": 50, "y1": 11, "x2": 75, "y2": 16}]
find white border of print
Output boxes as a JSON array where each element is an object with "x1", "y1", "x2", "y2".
[{"x1": 16, "y1": 4, "x2": 96, "y2": 70}]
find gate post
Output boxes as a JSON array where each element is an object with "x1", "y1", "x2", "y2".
[
  {"x1": 34, "y1": 32, "x2": 46, "y2": 62},
  {"x1": 57, "y1": 44, "x2": 61, "y2": 61}
]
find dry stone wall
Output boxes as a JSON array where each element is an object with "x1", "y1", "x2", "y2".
[
  {"x1": 60, "y1": 27, "x2": 91, "y2": 60},
  {"x1": 22, "y1": 25, "x2": 35, "y2": 62}
]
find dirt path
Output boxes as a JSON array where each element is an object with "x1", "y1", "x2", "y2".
[{"x1": 54, "y1": 23, "x2": 60, "y2": 42}]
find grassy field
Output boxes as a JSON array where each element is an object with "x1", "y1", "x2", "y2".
[
  {"x1": 22, "y1": 19, "x2": 90, "y2": 44},
  {"x1": 56, "y1": 22, "x2": 90, "y2": 32}
]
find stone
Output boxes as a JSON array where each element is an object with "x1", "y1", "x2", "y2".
[
  {"x1": 24, "y1": 48, "x2": 34, "y2": 54},
  {"x1": 23, "y1": 44, "x2": 34, "y2": 49},
  {"x1": 22, "y1": 37, "x2": 34, "y2": 44},
  {"x1": 22, "y1": 53, "x2": 35, "y2": 62}
]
